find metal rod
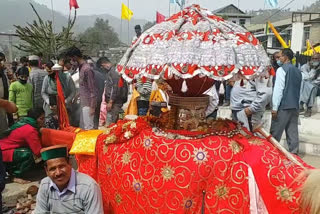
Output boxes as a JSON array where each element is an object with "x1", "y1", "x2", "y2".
[
  {"x1": 127, "y1": 0, "x2": 130, "y2": 45},
  {"x1": 120, "y1": 5, "x2": 123, "y2": 44},
  {"x1": 253, "y1": 126, "x2": 305, "y2": 168},
  {"x1": 169, "y1": 0, "x2": 171, "y2": 17}
]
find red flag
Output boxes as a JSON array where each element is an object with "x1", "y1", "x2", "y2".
[
  {"x1": 56, "y1": 72, "x2": 70, "y2": 129},
  {"x1": 69, "y1": 0, "x2": 79, "y2": 10},
  {"x1": 156, "y1": 11, "x2": 166, "y2": 23}
]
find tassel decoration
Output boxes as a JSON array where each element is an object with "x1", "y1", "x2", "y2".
[
  {"x1": 167, "y1": 68, "x2": 173, "y2": 79},
  {"x1": 141, "y1": 76, "x2": 147, "y2": 83},
  {"x1": 240, "y1": 79, "x2": 244, "y2": 87},
  {"x1": 164, "y1": 70, "x2": 169, "y2": 79},
  {"x1": 181, "y1": 80, "x2": 188, "y2": 93},
  {"x1": 118, "y1": 77, "x2": 124, "y2": 88}
]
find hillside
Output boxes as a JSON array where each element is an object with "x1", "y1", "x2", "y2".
[{"x1": 0, "y1": 0, "x2": 148, "y2": 44}]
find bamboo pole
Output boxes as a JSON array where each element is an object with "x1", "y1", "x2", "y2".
[{"x1": 253, "y1": 124, "x2": 305, "y2": 168}]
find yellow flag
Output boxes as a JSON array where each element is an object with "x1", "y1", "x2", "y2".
[
  {"x1": 121, "y1": 3, "x2": 133, "y2": 21},
  {"x1": 306, "y1": 40, "x2": 311, "y2": 51}
]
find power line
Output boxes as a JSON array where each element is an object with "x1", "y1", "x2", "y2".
[
  {"x1": 256, "y1": 0, "x2": 298, "y2": 46},
  {"x1": 263, "y1": 0, "x2": 296, "y2": 22}
]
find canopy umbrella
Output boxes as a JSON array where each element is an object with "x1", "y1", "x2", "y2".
[{"x1": 117, "y1": 4, "x2": 270, "y2": 96}]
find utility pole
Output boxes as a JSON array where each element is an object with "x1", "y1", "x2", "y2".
[
  {"x1": 8, "y1": 35, "x2": 13, "y2": 62},
  {"x1": 127, "y1": 0, "x2": 130, "y2": 45}
]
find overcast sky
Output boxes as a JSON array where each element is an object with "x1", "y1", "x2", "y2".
[{"x1": 33, "y1": 0, "x2": 318, "y2": 21}]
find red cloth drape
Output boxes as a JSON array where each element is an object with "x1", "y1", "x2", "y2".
[
  {"x1": 56, "y1": 73, "x2": 70, "y2": 130},
  {"x1": 77, "y1": 120, "x2": 313, "y2": 214}
]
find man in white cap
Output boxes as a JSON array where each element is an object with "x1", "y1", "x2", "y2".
[
  {"x1": 42, "y1": 62, "x2": 76, "y2": 117},
  {"x1": 28, "y1": 55, "x2": 47, "y2": 109},
  {"x1": 34, "y1": 145, "x2": 103, "y2": 213}
]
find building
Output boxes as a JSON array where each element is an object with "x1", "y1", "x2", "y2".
[
  {"x1": 214, "y1": 4, "x2": 252, "y2": 26},
  {"x1": 246, "y1": 12, "x2": 320, "y2": 54}
]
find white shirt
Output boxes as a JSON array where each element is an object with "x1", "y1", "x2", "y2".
[
  {"x1": 204, "y1": 86, "x2": 219, "y2": 116},
  {"x1": 272, "y1": 67, "x2": 286, "y2": 111}
]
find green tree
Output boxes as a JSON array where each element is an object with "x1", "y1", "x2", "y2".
[
  {"x1": 14, "y1": 3, "x2": 76, "y2": 60},
  {"x1": 79, "y1": 18, "x2": 120, "y2": 56}
]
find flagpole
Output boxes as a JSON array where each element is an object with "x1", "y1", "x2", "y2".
[
  {"x1": 120, "y1": 5, "x2": 123, "y2": 46},
  {"x1": 127, "y1": 0, "x2": 130, "y2": 45},
  {"x1": 169, "y1": 0, "x2": 171, "y2": 17},
  {"x1": 51, "y1": 0, "x2": 55, "y2": 30},
  {"x1": 50, "y1": 0, "x2": 56, "y2": 57}
]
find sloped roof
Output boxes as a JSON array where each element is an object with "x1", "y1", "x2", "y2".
[
  {"x1": 214, "y1": 4, "x2": 246, "y2": 15},
  {"x1": 245, "y1": 13, "x2": 320, "y2": 32}
]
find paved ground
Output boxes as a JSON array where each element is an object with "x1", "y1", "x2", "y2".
[
  {"x1": 301, "y1": 154, "x2": 320, "y2": 168},
  {"x1": 2, "y1": 153, "x2": 320, "y2": 209}
]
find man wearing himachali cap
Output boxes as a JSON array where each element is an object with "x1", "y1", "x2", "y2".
[{"x1": 34, "y1": 145, "x2": 103, "y2": 214}]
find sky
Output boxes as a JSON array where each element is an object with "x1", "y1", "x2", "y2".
[{"x1": 33, "y1": 0, "x2": 318, "y2": 21}]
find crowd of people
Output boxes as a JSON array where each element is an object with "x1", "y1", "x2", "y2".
[
  {"x1": 205, "y1": 48, "x2": 320, "y2": 156},
  {"x1": 0, "y1": 26, "x2": 319, "y2": 212},
  {"x1": 0, "y1": 47, "x2": 319, "y2": 166}
]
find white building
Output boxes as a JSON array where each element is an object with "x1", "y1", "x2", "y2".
[{"x1": 246, "y1": 12, "x2": 320, "y2": 55}]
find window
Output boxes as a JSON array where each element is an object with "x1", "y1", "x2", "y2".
[
  {"x1": 303, "y1": 27, "x2": 310, "y2": 42},
  {"x1": 272, "y1": 36, "x2": 282, "y2": 48},
  {"x1": 232, "y1": 20, "x2": 237, "y2": 24},
  {"x1": 240, "y1": 19, "x2": 246, "y2": 25}
]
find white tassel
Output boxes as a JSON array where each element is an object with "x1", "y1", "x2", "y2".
[
  {"x1": 181, "y1": 80, "x2": 188, "y2": 93},
  {"x1": 219, "y1": 83, "x2": 225, "y2": 95},
  {"x1": 152, "y1": 81, "x2": 158, "y2": 91},
  {"x1": 168, "y1": 68, "x2": 173, "y2": 79}
]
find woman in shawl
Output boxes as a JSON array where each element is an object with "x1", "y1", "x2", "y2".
[
  {"x1": 41, "y1": 61, "x2": 76, "y2": 129},
  {"x1": 0, "y1": 108, "x2": 44, "y2": 184}
]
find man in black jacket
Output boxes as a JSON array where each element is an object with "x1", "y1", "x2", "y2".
[{"x1": 103, "y1": 58, "x2": 128, "y2": 126}]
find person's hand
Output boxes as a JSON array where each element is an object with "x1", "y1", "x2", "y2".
[
  {"x1": 90, "y1": 107, "x2": 96, "y2": 116},
  {"x1": 50, "y1": 105, "x2": 57, "y2": 111},
  {"x1": 106, "y1": 101, "x2": 113, "y2": 111},
  {"x1": 244, "y1": 108, "x2": 252, "y2": 117},
  {"x1": 272, "y1": 110, "x2": 278, "y2": 120},
  {"x1": 72, "y1": 94, "x2": 80, "y2": 104}
]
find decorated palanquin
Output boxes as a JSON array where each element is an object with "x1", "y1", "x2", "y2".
[{"x1": 76, "y1": 118, "x2": 312, "y2": 214}]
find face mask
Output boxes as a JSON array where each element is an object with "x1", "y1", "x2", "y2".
[
  {"x1": 277, "y1": 60, "x2": 283, "y2": 66},
  {"x1": 101, "y1": 67, "x2": 111, "y2": 72},
  {"x1": 18, "y1": 78, "x2": 27, "y2": 84},
  {"x1": 312, "y1": 61, "x2": 320, "y2": 68}
]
